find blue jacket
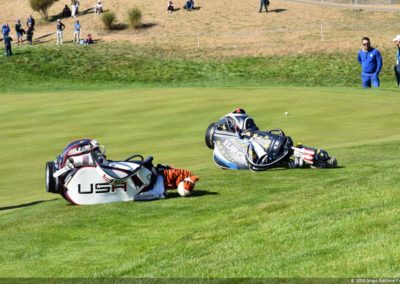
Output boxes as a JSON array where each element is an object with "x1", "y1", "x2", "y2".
[
  {"x1": 2, "y1": 24, "x2": 10, "y2": 36},
  {"x1": 396, "y1": 48, "x2": 400, "y2": 65},
  {"x1": 357, "y1": 48, "x2": 382, "y2": 74}
]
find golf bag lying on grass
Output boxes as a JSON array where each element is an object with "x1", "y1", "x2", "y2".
[
  {"x1": 45, "y1": 139, "x2": 199, "y2": 205},
  {"x1": 205, "y1": 109, "x2": 337, "y2": 171}
]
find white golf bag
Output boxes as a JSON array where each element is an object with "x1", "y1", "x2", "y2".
[{"x1": 45, "y1": 139, "x2": 163, "y2": 205}]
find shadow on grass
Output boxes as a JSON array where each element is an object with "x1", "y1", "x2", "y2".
[
  {"x1": 49, "y1": 8, "x2": 95, "y2": 22},
  {"x1": 35, "y1": 33, "x2": 53, "y2": 41},
  {"x1": 33, "y1": 39, "x2": 53, "y2": 45},
  {"x1": 269, "y1": 8, "x2": 287, "y2": 13},
  {"x1": 183, "y1": 6, "x2": 201, "y2": 11},
  {"x1": 166, "y1": 189, "x2": 218, "y2": 199},
  {"x1": 78, "y1": 7, "x2": 95, "y2": 16},
  {"x1": 137, "y1": 22, "x2": 157, "y2": 30},
  {"x1": 112, "y1": 23, "x2": 129, "y2": 30},
  {"x1": 49, "y1": 12, "x2": 72, "y2": 22},
  {"x1": 0, "y1": 198, "x2": 59, "y2": 211},
  {"x1": 107, "y1": 22, "x2": 157, "y2": 32}
]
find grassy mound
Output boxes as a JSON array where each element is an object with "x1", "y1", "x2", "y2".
[{"x1": 0, "y1": 44, "x2": 398, "y2": 93}]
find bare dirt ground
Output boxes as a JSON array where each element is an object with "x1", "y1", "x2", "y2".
[{"x1": 2, "y1": 0, "x2": 400, "y2": 56}]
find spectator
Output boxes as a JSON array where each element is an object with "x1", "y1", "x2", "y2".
[
  {"x1": 184, "y1": 0, "x2": 194, "y2": 11},
  {"x1": 26, "y1": 15, "x2": 35, "y2": 30},
  {"x1": 393, "y1": 34, "x2": 400, "y2": 87},
  {"x1": 84, "y1": 33, "x2": 93, "y2": 44},
  {"x1": 73, "y1": 20, "x2": 81, "y2": 44},
  {"x1": 56, "y1": 19, "x2": 65, "y2": 45},
  {"x1": 259, "y1": 0, "x2": 269, "y2": 13},
  {"x1": 15, "y1": 20, "x2": 25, "y2": 45},
  {"x1": 62, "y1": 5, "x2": 72, "y2": 17},
  {"x1": 71, "y1": 2, "x2": 77, "y2": 18},
  {"x1": 167, "y1": 0, "x2": 174, "y2": 13},
  {"x1": 3, "y1": 35, "x2": 13, "y2": 56},
  {"x1": 2, "y1": 24, "x2": 10, "y2": 37},
  {"x1": 95, "y1": 1, "x2": 103, "y2": 15},
  {"x1": 26, "y1": 24, "x2": 34, "y2": 45},
  {"x1": 357, "y1": 37, "x2": 382, "y2": 88},
  {"x1": 75, "y1": 0, "x2": 80, "y2": 15}
]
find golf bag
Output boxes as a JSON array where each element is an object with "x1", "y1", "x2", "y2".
[
  {"x1": 46, "y1": 139, "x2": 160, "y2": 205},
  {"x1": 205, "y1": 109, "x2": 337, "y2": 171}
]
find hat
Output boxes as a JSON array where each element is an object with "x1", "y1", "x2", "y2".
[
  {"x1": 393, "y1": 35, "x2": 400, "y2": 42},
  {"x1": 57, "y1": 19, "x2": 60, "y2": 21}
]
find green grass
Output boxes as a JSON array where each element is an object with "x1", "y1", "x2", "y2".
[
  {"x1": 1, "y1": 43, "x2": 399, "y2": 93},
  {"x1": 1, "y1": 87, "x2": 400, "y2": 277}
]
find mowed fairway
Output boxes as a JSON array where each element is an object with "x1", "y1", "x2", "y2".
[{"x1": 1, "y1": 87, "x2": 400, "y2": 277}]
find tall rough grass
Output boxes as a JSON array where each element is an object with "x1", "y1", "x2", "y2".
[
  {"x1": 101, "y1": 11, "x2": 116, "y2": 30},
  {"x1": 128, "y1": 7, "x2": 142, "y2": 29},
  {"x1": 29, "y1": 0, "x2": 59, "y2": 20}
]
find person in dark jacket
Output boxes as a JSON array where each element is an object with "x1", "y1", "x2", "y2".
[
  {"x1": 4, "y1": 36, "x2": 13, "y2": 56},
  {"x1": 26, "y1": 24, "x2": 34, "y2": 45},
  {"x1": 26, "y1": 15, "x2": 35, "y2": 31},
  {"x1": 62, "y1": 5, "x2": 72, "y2": 17},
  {"x1": 15, "y1": 20, "x2": 25, "y2": 45},
  {"x1": 56, "y1": 19, "x2": 65, "y2": 45},
  {"x1": 357, "y1": 37, "x2": 382, "y2": 88}
]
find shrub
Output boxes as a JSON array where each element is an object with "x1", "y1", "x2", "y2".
[
  {"x1": 102, "y1": 11, "x2": 116, "y2": 30},
  {"x1": 29, "y1": 0, "x2": 59, "y2": 20},
  {"x1": 128, "y1": 7, "x2": 142, "y2": 29}
]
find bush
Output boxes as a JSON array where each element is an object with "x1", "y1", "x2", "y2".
[
  {"x1": 102, "y1": 11, "x2": 116, "y2": 30},
  {"x1": 29, "y1": 0, "x2": 59, "y2": 20},
  {"x1": 128, "y1": 7, "x2": 142, "y2": 29}
]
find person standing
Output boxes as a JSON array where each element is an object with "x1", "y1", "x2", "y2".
[
  {"x1": 26, "y1": 15, "x2": 35, "y2": 30},
  {"x1": 26, "y1": 23, "x2": 34, "y2": 45},
  {"x1": 76, "y1": 0, "x2": 80, "y2": 15},
  {"x1": 71, "y1": 2, "x2": 77, "y2": 18},
  {"x1": 357, "y1": 37, "x2": 382, "y2": 88},
  {"x1": 2, "y1": 23, "x2": 10, "y2": 37},
  {"x1": 95, "y1": 1, "x2": 103, "y2": 15},
  {"x1": 167, "y1": 0, "x2": 174, "y2": 13},
  {"x1": 56, "y1": 19, "x2": 65, "y2": 45},
  {"x1": 4, "y1": 35, "x2": 13, "y2": 56},
  {"x1": 15, "y1": 20, "x2": 24, "y2": 45},
  {"x1": 73, "y1": 20, "x2": 81, "y2": 44},
  {"x1": 393, "y1": 35, "x2": 400, "y2": 87},
  {"x1": 259, "y1": 0, "x2": 269, "y2": 12}
]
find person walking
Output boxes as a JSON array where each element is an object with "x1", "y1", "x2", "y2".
[
  {"x1": 393, "y1": 35, "x2": 400, "y2": 87},
  {"x1": 357, "y1": 37, "x2": 382, "y2": 88},
  {"x1": 73, "y1": 20, "x2": 81, "y2": 44},
  {"x1": 56, "y1": 19, "x2": 65, "y2": 45},
  {"x1": 259, "y1": 0, "x2": 269, "y2": 12}
]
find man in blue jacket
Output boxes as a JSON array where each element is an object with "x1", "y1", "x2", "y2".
[
  {"x1": 357, "y1": 37, "x2": 383, "y2": 88},
  {"x1": 2, "y1": 24, "x2": 10, "y2": 37}
]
